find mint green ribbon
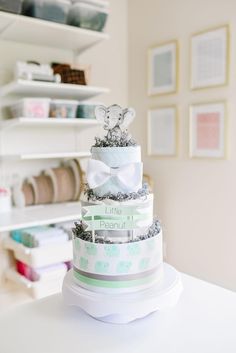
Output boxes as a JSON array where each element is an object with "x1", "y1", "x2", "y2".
[
  {"x1": 84, "y1": 219, "x2": 138, "y2": 231},
  {"x1": 83, "y1": 204, "x2": 151, "y2": 217},
  {"x1": 82, "y1": 203, "x2": 152, "y2": 231}
]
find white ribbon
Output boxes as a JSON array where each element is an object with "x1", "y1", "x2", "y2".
[{"x1": 87, "y1": 159, "x2": 143, "y2": 190}]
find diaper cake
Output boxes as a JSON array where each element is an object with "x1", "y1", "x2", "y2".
[{"x1": 63, "y1": 104, "x2": 182, "y2": 323}]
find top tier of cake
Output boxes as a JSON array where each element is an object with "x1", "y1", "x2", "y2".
[
  {"x1": 86, "y1": 104, "x2": 143, "y2": 198},
  {"x1": 88, "y1": 145, "x2": 143, "y2": 197}
]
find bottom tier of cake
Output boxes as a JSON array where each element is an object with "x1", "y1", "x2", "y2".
[{"x1": 72, "y1": 231, "x2": 163, "y2": 294}]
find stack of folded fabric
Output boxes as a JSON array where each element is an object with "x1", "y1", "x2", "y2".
[
  {"x1": 11, "y1": 225, "x2": 71, "y2": 248},
  {"x1": 16, "y1": 261, "x2": 68, "y2": 282},
  {"x1": 10, "y1": 223, "x2": 73, "y2": 283}
]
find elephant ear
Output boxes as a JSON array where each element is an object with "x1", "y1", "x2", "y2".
[
  {"x1": 95, "y1": 105, "x2": 107, "y2": 123},
  {"x1": 120, "y1": 108, "x2": 135, "y2": 130}
]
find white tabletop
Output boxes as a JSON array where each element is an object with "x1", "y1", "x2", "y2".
[{"x1": 0, "y1": 273, "x2": 236, "y2": 353}]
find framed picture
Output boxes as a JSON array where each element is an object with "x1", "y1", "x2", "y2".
[
  {"x1": 191, "y1": 25, "x2": 229, "y2": 89},
  {"x1": 189, "y1": 102, "x2": 226, "y2": 158},
  {"x1": 148, "y1": 40, "x2": 178, "y2": 95},
  {"x1": 148, "y1": 106, "x2": 177, "y2": 157}
]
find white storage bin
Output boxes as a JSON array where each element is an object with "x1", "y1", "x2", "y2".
[
  {"x1": 6, "y1": 268, "x2": 66, "y2": 299},
  {"x1": 22, "y1": 0, "x2": 70, "y2": 24},
  {"x1": 4, "y1": 237, "x2": 72, "y2": 267},
  {"x1": 76, "y1": 101, "x2": 102, "y2": 119},
  {"x1": 10, "y1": 98, "x2": 51, "y2": 118},
  {"x1": 50, "y1": 99, "x2": 78, "y2": 119}
]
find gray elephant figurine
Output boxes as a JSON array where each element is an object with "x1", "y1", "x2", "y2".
[{"x1": 95, "y1": 104, "x2": 135, "y2": 141}]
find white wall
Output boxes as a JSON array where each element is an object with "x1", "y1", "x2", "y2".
[{"x1": 128, "y1": 0, "x2": 236, "y2": 291}]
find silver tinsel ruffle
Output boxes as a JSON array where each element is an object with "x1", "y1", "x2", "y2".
[
  {"x1": 93, "y1": 134, "x2": 137, "y2": 148},
  {"x1": 84, "y1": 183, "x2": 150, "y2": 202}
]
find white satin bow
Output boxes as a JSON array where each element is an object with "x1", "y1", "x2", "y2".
[{"x1": 87, "y1": 159, "x2": 143, "y2": 190}]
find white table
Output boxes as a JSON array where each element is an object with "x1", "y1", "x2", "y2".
[{"x1": 0, "y1": 273, "x2": 236, "y2": 353}]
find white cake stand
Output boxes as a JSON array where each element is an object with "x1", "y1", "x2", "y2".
[{"x1": 62, "y1": 263, "x2": 183, "y2": 324}]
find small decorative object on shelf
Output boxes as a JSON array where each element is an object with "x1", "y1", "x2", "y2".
[
  {"x1": 22, "y1": 0, "x2": 71, "y2": 25},
  {"x1": 9, "y1": 97, "x2": 51, "y2": 119},
  {"x1": 0, "y1": 186, "x2": 12, "y2": 213},
  {"x1": 63, "y1": 103, "x2": 182, "y2": 324},
  {"x1": 15, "y1": 61, "x2": 61, "y2": 83},
  {"x1": 76, "y1": 101, "x2": 101, "y2": 119},
  {"x1": 51, "y1": 63, "x2": 88, "y2": 86},
  {"x1": 12, "y1": 159, "x2": 83, "y2": 208},
  {"x1": 49, "y1": 99, "x2": 78, "y2": 119},
  {"x1": 67, "y1": 0, "x2": 109, "y2": 32}
]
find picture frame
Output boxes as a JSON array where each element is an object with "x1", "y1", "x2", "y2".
[
  {"x1": 190, "y1": 25, "x2": 229, "y2": 89},
  {"x1": 189, "y1": 102, "x2": 226, "y2": 159},
  {"x1": 148, "y1": 40, "x2": 178, "y2": 96},
  {"x1": 147, "y1": 106, "x2": 177, "y2": 157}
]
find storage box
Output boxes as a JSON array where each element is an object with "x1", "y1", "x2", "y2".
[
  {"x1": 76, "y1": 102, "x2": 100, "y2": 119},
  {"x1": 22, "y1": 0, "x2": 70, "y2": 24},
  {"x1": 10, "y1": 98, "x2": 50, "y2": 118},
  {"x1": 0, "y1": 0, "x2": 22, "y2": 14},
  {"x1": 4, "y1": 237, "x2": 72, "y2": 267},
  {"x1": 50, "y1": 99, "x2": 78, "y2": 119},
  {"x1": 0, "y1": 188, "x2": 11, "y2": 213},
  {"x1": 67, "y1": 1, "x2": 109, "y2": 32},
  {"x1": 6, "y1": 268, "x2": 66, "y2": 299}
]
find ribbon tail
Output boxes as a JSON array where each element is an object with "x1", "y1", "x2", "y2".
[
  {"x1": 118, "y1": 163, "x2": 143, "y2": 190},
  {"x1": 87, "y1": 159, "x2": 111, "y2": 189}
]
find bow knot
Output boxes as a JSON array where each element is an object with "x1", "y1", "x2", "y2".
[{"x1": 87, "y1": 159, "x2": 143, "y2": 191}]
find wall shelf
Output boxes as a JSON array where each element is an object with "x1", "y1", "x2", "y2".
[
  {"x1": 0, "y1": 151, "x2": 91, "y2": 161},
  {"x1": 0, "y1": 202, "x2": 81, "y2": 233},
  {"x1": 5, "y1": 268, "x2": 66, "y2": 299},
  {"x1": 0, "y1": 118, "x2": 100, "y2": 130},
  {"x1": 0, "y1": 80, "x2": 109, "y2": 100},
  {"x1": 4, "y1": 237, "x2": 72, "y2": 268},
  {"x1": 0, "y1": 11, "x2": 109, "y2": 53}
]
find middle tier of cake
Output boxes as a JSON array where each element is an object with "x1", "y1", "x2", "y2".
[{"x1": 81, "y1": 193, "x2": 154, "y2": 243}]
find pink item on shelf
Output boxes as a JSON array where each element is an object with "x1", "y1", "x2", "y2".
[
  {"x1": 16, "y1": 261, "x2": 32, "y2": 280},
  {"x1": 10, "y1": 98, "x2": 51, "y2": 119},
  {"x1": 16, "y1": 261, "x2": 68, "y2": 282},
  {"x1": 0, "y1": 187, "x2": 12, "y2": 213}
]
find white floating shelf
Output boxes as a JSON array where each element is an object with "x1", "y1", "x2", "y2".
[
  {"x1": 0, "y1": 202, "x2": 81, "y2": 233},
  {"x1": 0, "y1": 11, "x2": 109, "y2": 53},
  {"x1": 0, "y1": 80, "x2": 109, "y2": 100},
  {"x1": 4, "y1": 237, "x2": 72, "y2": 268},
  {"x1": 6, "y1": 268, "x2": 66, "y2": 299},
  {"x1": 0, "y1": 151, "x2": 91, "y2": 161},
  {"x1": 0, "y1": 117, "x2": 100, "y2": 129}
]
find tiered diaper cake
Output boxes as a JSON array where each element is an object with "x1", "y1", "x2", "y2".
[{"x1": 63, "y1": 104, "x2": 182, "y2": 323}]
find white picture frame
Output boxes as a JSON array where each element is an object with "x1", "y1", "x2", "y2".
[
  {"x1": 189, "y1": 102, "x2": 226, "y2": 159},
  {"x1": 148, "y1": 40, "x2": 178, "y2": 96},
  {"x1": 148, "y1": 106, "x2": 177, "y2": 157},
  {"x1": 191, "y1": 25, "x2": 229, "y2": 89}
]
